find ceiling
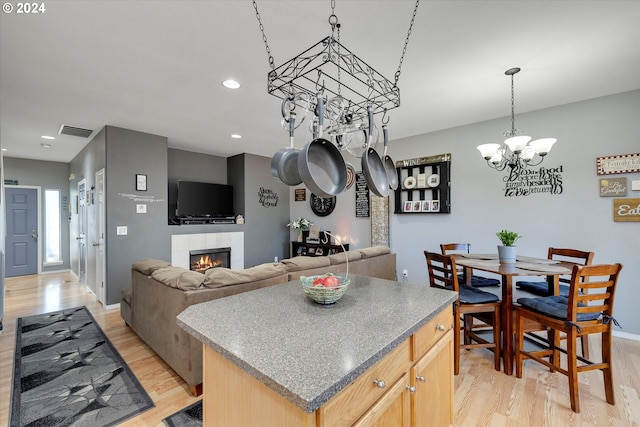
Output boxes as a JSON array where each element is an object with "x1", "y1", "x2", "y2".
[{"x1": 1, "y1": 1, "x2": 639, "y2": 164}]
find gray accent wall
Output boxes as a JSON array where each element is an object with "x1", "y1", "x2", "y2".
[{"x1": 3, "y1": 157, "x2": 71, "y2": 273}]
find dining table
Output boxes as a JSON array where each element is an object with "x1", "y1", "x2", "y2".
[{"x1": 454, "y1": 253, "x2": 573, "y2": 375}]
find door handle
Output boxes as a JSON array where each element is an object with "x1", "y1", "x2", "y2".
[
  {"x1": 92, "y1": 242, "x2": 100, "y2": 247},
  {"x1": 32, "y1": 229, "x2": 38, "y2": 240}
]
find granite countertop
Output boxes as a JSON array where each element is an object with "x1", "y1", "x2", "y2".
[{"x1": 177, "y1": 274, "x2": 456, "y2": 413}]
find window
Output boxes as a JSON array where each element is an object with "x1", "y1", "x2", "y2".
[{"x1": 44, "y1": 189, "x2": 62, "y2": 264}]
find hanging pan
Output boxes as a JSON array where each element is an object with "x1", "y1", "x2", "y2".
[
  {"x1": 271, "y1": 109, "x2": 302, "y2": 186},
  {"x1": 382, "y1": 124, "x2": 398, "y2": 190},
  {"x1": 297, "y1": 95, "x2": 348, "y2": 197},
  {"x1": 361, "y1": 107, "x2": 389, "y2": 197}
]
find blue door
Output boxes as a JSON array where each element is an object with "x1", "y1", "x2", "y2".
[{"x1": 5, "y1": 187, "x2": 38, "y2": 277}]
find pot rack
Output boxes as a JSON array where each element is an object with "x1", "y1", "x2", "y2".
[{"x1": 252, "y1": 0, "x2": 420, "y2": 125}]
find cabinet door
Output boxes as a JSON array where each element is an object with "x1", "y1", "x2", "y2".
[
  {"x1": 352, "y1": 373, "x2": 411, "y2": 427},
  {"x1": 411, "y1": 329, "x2": 454, "y2": 427}
]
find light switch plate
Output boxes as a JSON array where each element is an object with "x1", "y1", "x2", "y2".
[
  {"x1": 632, "y1": 180, "x2": 640, "y2": 191},
  {"x1": 136, "y1": 204, "x2": 147, "y2": 213},
  {"x1": 116, "y1": 226, "x2": 128, "y2": 235}
]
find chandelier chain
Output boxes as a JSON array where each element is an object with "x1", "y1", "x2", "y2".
[
  {"x1": 252, "y1": 0, "x2": 275, "y2": 70},
  {"x1": 394, "y1": 0, "x2": 420, "y2": 86},
  {"x1": 510, "y1": 73, "x2": 516, "y2": 136}
]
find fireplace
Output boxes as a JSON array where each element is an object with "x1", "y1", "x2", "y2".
[{"x1": 189, "y1": 247, "x2": 231, "y2": 273}]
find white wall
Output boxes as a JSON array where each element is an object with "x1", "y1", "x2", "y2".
[{"x1": 290, "y1": 90, "x2": 640, "y2": 336}]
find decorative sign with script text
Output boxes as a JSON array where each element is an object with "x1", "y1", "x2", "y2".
[
  {"x1": 258, "y1": 187, "x2": 278, "y2": 207},
  {"x1": 613, "y1": 198, "x2": 640, "y2": 222},
  {"x1": 503, "y1": 165, "x2": 564, "y2": 197},
  {"x1": 597, "y1": 153, "x2": 640, "y2": 175},
  {"x1": 600, "y1": 178, "x2": 626, "y2": 197}
]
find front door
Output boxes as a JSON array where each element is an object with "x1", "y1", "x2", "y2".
[
  {"x1": 78, "y1": 180, "x2": 87, "y2": 287},
  {"x1": 5, "y1": 187, "x2": 38, "y2": 277}
]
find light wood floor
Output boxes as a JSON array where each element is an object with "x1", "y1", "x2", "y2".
[{"x1": 1, "y1": 272, "x2": 639, "y2": 427}]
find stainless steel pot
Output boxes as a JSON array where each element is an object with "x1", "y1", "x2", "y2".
[
  {"x1": 271, "y1": 111, "x2": 302, "y2": 185},
  {"x1": 297, "y1": 95, "x2": 348, "y2": 197},
  {"x1": 382, "y1": 124, "x2": 398, "y2": 190},
  {"x1": 361, "y1": 107, "x2": 389, "y2": 197}
]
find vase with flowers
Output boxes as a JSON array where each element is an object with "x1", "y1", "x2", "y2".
[{"x1": 288, "y1": 217, "x2": 313, "y2": 242}]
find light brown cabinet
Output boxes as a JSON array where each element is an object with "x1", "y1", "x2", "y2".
[{"x1": 202, "y1": 304, "x2": 454, "y2": 427}]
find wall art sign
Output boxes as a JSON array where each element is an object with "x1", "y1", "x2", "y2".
[
  {"x1": 613, "y1": 198, "x2": 640, "y2": 222},
  {"x1": 258, "y1": 187, "x2": 278, "y2": 207},
  {"x1": 294, "y1": 188, "x2": 306, "y2": 201},
  {"x1": 596, "y1": 153, "x2": 640, "y2": 175},
  {"x1": 503, "y1": 164, "x2": 564, "y2": 197},
  {"x1": 599, "y1": 178, "x2": 626, "y2": 197},
  {"x1": 355, "y1": 172, "x2": 370, "y2": 217}
]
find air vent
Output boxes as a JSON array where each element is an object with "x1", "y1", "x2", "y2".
[{"x1": 59, "y1": 124, "x2": 94, "y2": 138}]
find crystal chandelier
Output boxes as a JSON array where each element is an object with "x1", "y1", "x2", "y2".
[{"x1": 477, "y1": 67, "x2": 557, "y2": 171}]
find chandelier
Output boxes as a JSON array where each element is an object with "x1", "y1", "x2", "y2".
[
  {"x1": 477, "y1": 67, "x2": 557, "y2": 171},
  {"x1": 252, "y1": 0, "x2": 419, "y2": 146}
]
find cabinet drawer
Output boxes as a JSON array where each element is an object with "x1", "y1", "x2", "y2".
[
  {"x1": 411, "y1": 306, "x2": 453, "y2": 361},
  {"x1": 318, "y1": 339, "x2": 411, "y2": 427}
]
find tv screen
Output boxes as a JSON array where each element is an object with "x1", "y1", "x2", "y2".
[{"x1": 177, "y1": 181, "x2": 234, "y2": 218}]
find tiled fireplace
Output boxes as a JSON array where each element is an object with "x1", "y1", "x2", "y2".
[{"x1": 171, "y1": 232, "x2": 244, "y2": 270}]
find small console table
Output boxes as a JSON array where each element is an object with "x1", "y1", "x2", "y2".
[{"x1": 291, "y1": 241, "x2": 349, "y2": 258}]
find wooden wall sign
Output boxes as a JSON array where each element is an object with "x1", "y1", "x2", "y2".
[
  {"x1": 600, "y1": 178, "x2": 626, "y2": 197},
  {"x1": 613, "y1": 198, "x2": 640, "y2": 222},
  {"x1": 355, "y1": 172, "x2": 370, "y2": 218},
  {"x1": 597, "y1": 152, "x2": 640, "y2": 175},
  {"x1": 294, "y1": 188, "x2": 306, "y2": 201}
]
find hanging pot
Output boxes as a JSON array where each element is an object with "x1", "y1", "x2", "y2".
[
  {"x1": 271, "y1": 111, "x2": 302, "y2": 186},
  {"x1": 361, "y1": 107, "x2": 389, "y2": 197},
  {"x1": 297, "y1": 95, "x2": 348, "y2": 197},
  {"x1": 382, "y1": 124, "x2": 398, "y2": 190}
]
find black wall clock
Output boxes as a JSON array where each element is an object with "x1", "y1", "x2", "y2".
[{"x1": 310, "y1": 193, "x2": 336, "y2": 217}]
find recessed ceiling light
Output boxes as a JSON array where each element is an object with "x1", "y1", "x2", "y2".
[
  {"x1": 41, "y1": 135, "x2": 56, "y2": 140},
  {"x1": 231, "y1": 134, "x2": 242, "y2": 139},
  {"x1": 41, "y1": 143, "x2": 52, "y2": 149},
  {"x1": 222, "y1": 79, "x2": 241, "y2": 89},
  {"x1": 1, "y1": 148, "x2": 7, "y2": 152}
]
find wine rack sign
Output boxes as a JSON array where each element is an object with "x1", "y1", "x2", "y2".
[{"x1": 394, "y1": 154, "x2": 451, "y2": 214}]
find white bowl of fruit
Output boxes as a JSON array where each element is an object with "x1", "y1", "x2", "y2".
[{"x1": 300, "y1": 273, "x2": 350, "y2": 305}]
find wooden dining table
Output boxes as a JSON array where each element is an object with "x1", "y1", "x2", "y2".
[{"x1": 454, "y1": 254, "x2": 573, "y2": 375}]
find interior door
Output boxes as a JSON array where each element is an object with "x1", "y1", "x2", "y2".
[
  {"x1": 77, "y1": 180, "x2": 87, "y2": 287},
  {"x1": 5, "y1": 187, "x2": 39, "y2": 277},
  {"x1": 94, "y1": 169, "x2": 106, "y2": 303}
]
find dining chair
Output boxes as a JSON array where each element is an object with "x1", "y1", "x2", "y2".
[
  {"x1": 425, "y1": 251, "x2": 501, "y2": 375},
  {"x1": 516, "y1": 247, "x2": 595, "y2": 357},
  {"x1": 514, "y1": 263, "x2": 623, "y2": 413},
  {"x1": 439, "y1": 243, "x2": 501, "y2": 287}
]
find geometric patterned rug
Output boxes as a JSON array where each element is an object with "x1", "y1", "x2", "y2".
[
  {"x1": 162, "y1": 400, "x2": 202, "y2": 427},
  {"x1": 10, "y1": 306, "x2": 154, "y2": 427}
]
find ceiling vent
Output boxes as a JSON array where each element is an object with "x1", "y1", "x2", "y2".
[{"x1": 59, "y1": 124, "x2": 94, "y2": 138}]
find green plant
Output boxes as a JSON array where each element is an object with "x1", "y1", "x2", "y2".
[{"x1": 496, "y1": 229, "x2": 522, "y2": 246}]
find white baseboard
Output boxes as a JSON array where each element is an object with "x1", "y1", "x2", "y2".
[
  {"x1": 40, "y1": 268, "x2": 71, "y2": 275},
  {"x1": 613, "y1": 330, "x2": 640, "y2": 341},
  {"x1": 104, "y1": 302, "x2": 120, "y2": 311}
]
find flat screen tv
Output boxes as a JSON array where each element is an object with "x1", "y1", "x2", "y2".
[{"x1": 177, "y1": 181, "x2": 234, "y2": 218}]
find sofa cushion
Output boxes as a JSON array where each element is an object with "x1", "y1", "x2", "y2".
[
  {"x1": 281, "y1": 256, "x2": 331, "y2": 272},
  {"x1": 203, "y1": 262, "x2": 287, "y2": 288},
  {"x1": 358, "y1": 245, "x2": 391, "y2": 259},
  {"x1": 328, "y1": 250, "x2": 363, "y2": 265},
  {"x1": 133, "y1": 258, "x2": 171, "y2": 275},
  {"x1": 151, "y1": 266, "x2": 205, "y2": 290}
]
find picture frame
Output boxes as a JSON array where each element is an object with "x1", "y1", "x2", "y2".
[
  {"x1": 404, "y1": 201, "x2": 413, "y2": 212},
  {"x1": 315, "y1": 248, "x2": 324, "y2": 256},
  {"x1": 308, "y1": 247, "x2": 316, "y2": 255},
  {"x1": 431, "y1": 200, "x2": 440, "y2": 211},
  {"x1": 413, "y1": 200, "x2": 422, "y2": 212},
  {"x1": 421, "y1": 200, "x2": 431, "y2": 212},
  {"x1": 136, "y1": 174, "x2": 147, "y2": 191}
]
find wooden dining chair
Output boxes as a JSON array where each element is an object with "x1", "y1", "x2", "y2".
[
  {"x1": 440, "y1": 243, "x2": 501, "y2": 287},
  {"x1": 425, "y1": 251, "x2": 501, "y2": 375},
  {"x1": 515, "y1": 263, "x2": 623, "y2": 413},
  {"x1": 516, "y1": 247, "x2": 595, "y2": 357}
]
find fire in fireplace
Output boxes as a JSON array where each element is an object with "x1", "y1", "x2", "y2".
[{"x1": 189, "y1": 247, "x2": 231, "y2": 273}]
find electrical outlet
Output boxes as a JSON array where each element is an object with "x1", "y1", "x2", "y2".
[{"x1": 402, "y1": 269, "x2": 408, "y2": 277}]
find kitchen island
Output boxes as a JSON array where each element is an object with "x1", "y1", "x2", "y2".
[{"x1": 177, "y1": 274, "x2": 457, "y2": 427}]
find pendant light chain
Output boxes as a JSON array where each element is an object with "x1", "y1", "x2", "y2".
[
  {"x1": 252, "y1": 0, "x2": 275, "y2": 70},
  {"x1": 510, "y1": 72, "x2": 516, "y2": 136},
  {"x1": 394, "y1": 0, "x2": 420, "y2": 87}
]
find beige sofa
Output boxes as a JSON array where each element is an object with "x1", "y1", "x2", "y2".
[{"x1": 120, "y1": 246, "x2": 396, "y2": 394}]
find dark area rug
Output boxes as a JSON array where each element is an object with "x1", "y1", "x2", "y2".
[
  {"x1": 163, "y1": 400, "x2": 202, "y2": 427},
  {"x1": 10, "y1": 306, "x2": 154, "y2": 427}
]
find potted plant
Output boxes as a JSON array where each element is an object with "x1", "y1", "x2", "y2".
[
  {"x1": 496, "y1": 229, "x2": 521, "y2": 263},
  {"x1": 287, "y1": 217, "x2": 313, "y2": 242}
]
